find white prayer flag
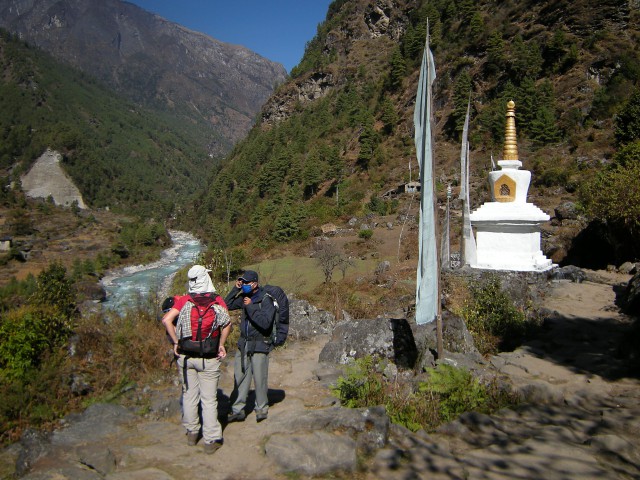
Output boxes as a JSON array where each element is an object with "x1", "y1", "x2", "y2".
[
  {"x1": 459, "y1": 98, "x2": 477, "y2": 266},
  {"x1": 414, "y1": 28, "x2": 438, "y2": 325}
]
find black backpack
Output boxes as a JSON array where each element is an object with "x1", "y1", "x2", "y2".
[{"x1": 262, "y1": 285, "x2": 289, "y2": 346}]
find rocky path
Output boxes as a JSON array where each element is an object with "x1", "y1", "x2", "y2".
[
  {"x1": 370, "y1": 274, "x2": 640, "y2": 479},
  {"x1": 4, "y1": 273, "x2": 639, "y2": 479}
]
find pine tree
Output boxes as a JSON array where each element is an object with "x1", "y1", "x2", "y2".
[
  {"x1": 389, "y1": 48, "x2": 406, "y2": 91},
  {"x1": 469, "y1": 12, "x2": 484, "y2": 43},
  {"x1": 303, "y1": 149, "x2": 325, "y2": 198},
  {"x1": 486, "y1": 31, "x2": 506, "y2": 75},
  {"x1": 510, "y1": 35, "x2": 543, "y2": 81},
  {"x1": 614, "y1": 90, "x2": 640, "y2": 145},
  {"x1": 529, "y1": 106, "x2": 560, "y2": 145},
  {"x1": 546, "y1": 30, "x2": 567, "y2": 72},
  {"x1": 380, "y1": 97, "x2": 399, "y2": 134},
  {"x1": 517, "y1": 77, "x2": 538, "y2": 129},
  {"x1": 358, "y1": 123, "x2": 378, "y2": 169}
]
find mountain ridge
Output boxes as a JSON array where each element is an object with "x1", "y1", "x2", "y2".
[{"x1": 0, "y1": 0, "x2": 288, "y2": 156}]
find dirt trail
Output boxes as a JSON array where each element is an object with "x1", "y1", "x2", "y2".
[{"x1": 102, "y1": 335, "x2": 333, "y2": 480}]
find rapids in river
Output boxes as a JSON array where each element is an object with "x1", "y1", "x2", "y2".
[{"x1": 101, "y1": 231, "x2": 202, "y2": 314}]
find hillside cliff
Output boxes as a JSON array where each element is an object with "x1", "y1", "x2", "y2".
[{"x1": 0, "y1": 0, "x2": 288, "y2": 156}]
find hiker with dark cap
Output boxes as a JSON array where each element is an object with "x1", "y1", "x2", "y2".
[
  {"x1": 224, "y1": 270, "x2": 276, "y2": 423},
  {"x1": 162, "y1": 265, "x2": 231, "y2": 454}
]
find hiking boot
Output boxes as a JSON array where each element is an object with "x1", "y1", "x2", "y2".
[
  {"x1": 203, "y1": 440, "x2": 222, "y2": 455},
  {"x1": 227, "y1": 411, "x2": 246, "y2": 423},
  {"x1": 186, "y1": 431, "x2": 199, "y2": 446},
  {"x1": 255, "y1": 410, "x2": 268, "y2": 423}
]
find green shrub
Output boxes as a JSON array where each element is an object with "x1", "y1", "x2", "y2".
[
  {"x1": 0, "y1": 274, "x2": 37, "y2": 312},
  {"x1": 461, "y1": 276, "x2": 526, "y2": 355},
  {"x1": 0, "y1": 349, "x2": 69, "y2": 444},
  {"x1": 535, "y1": 166, "x2": 569, "y2": 187},
  {"x1": 31, "y1": 262, "x2": 77, "y2": 321},
  {"x1": 331, "y1": 356, "x2": 385, "y2": 408},
  {"x1": 366, "y1": 196, "x2": 397, "y2": 215},
  {"x1": 358, "y1": 229, "x2": 373, "y2": 240},
  {"x1": 614, "y1": 89, "x2": 640, "y2": 145},
  {"x1": 418, "y1": 364, "x2": 488, "y2": 422},
  {"x1": 0, "y1": 302, "x2": 73, "y2": 382},
  {"x1": 331, "y1": 356, "x2": 517, "y2": 432},
  {"x1": 0, "y1": 286, "x2": 170, "y2": 443},
  {"x1": 580, "y1": 141, "x2": 640, "y2": 237}
]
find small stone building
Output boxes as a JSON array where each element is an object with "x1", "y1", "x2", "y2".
[{"x1": 0, "y1": 236, "x2": 11, "y2": 251}]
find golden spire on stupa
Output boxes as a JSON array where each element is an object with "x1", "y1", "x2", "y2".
[{"x1": 502, "y1": 100, "x2": 519, "y2": 161}]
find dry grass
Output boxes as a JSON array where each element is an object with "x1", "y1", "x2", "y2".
[
  {"x1": 441, "y1": 273, "x2": 472, "y2": 317},
  {"x1": 73, "y1": 307, "x2": 171, "y2": 400}
]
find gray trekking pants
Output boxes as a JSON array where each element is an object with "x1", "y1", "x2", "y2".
[
  {"x1": 231, "y1": 349, "x2": 269, "y2": 415},
  {"x1": 177, "y1": 355, "x2": 222, "y2": 443}
]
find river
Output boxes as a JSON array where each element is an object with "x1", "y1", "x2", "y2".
[{"x1": 101, "y1": 230, "x2": 202, "y2": 314}]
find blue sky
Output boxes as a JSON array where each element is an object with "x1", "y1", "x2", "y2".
[{"x1": 127, "y1": 1, "x2": 334, "y2": 72}]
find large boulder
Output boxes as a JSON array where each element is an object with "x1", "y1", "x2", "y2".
[
  {"x1": 549, "y1": 265, "x2": 587, "y2": 283},
  {"x1": 318, "y1": 311, "x2": 480, "y2": 371},
  {"x1": 319, "y1": 317, "x2": 395, "y2": 365},
  {"x1": 288, "y1": 298, "x2": 336, "y2": 341},
  {"x1": 554, "y1": 201, "x2": 578, "y2": 222},
  {"x1": 76, "y1": 280, "x2": 107, "y2": 302},
  {"x1": 620, "y1": 271, "x2": 640, "y2": 316}
]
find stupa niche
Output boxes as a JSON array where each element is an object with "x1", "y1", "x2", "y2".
[{"x1": 469, "y1": 101, "x2": 553, "y2": 272}]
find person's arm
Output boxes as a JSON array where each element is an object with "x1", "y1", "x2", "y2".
[
  {"x1": 217, "y1": 322, "x2": 231, "y2": 359},
  {"x1": 161, "y1": 307, "x2": 180, "y2": 355},
  {"x1": 224, "y1": 280, "x2": 244, "y2": 310}
]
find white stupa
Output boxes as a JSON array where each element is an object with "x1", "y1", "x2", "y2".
[{"x1": 469, "y1": 101, "x2": 553, "y2": 272}]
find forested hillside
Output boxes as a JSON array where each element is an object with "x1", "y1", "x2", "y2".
[
  {"x1": 0, "y1": 30, "x2": 209, "y2": 216},
  {"x1": 192, "y1": 0, "x2": 640, "y2": 265}
]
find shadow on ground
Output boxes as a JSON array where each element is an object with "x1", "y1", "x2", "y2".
[{"x1": 524, "y1": 310, "x2": 640, "y2": 381}]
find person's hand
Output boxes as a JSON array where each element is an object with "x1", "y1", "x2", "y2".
[
  {"x1": 217, "y1": 345, "x2": 227, "y2": 359},
  {"x1": 243, "y1": 296, "x2": 252, "y2": 306},
  {"x1": 173, "y1": 343, "x2": 179, "y2": 355},
  {"x1": 235, "y1": 279, "x2": 243, "y2": 288}
]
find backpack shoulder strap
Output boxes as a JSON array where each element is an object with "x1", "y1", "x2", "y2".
[
  {"x1": 176, "y1": 299, "x2": 194, "y2": 339},
  {"x1": 263, "y1": 292, "x2": 279, "y2": 310}
]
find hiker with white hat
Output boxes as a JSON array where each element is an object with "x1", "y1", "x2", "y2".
[{"x1": 162, "y1": 265, "x2": 231, "y2": 454}]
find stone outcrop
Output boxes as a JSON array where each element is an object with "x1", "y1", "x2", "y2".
[
  {"x1": 364, "y1": 0, "x2": 406, "y2": 40},
  {"x1": 20, "y1": 149, "x2": 86, "y2": 209},
  {"x1": 317, "y1": 311, "x2": 479, "y2": 371},
  {"x1": 261, "y1": 72, "x2": 336, "y2": 125},
  {"x1": 261, "y1": 0, "x2": 411, "y2": 126}
]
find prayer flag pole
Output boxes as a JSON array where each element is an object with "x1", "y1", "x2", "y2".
[{"x1": 413, "y1": 22, "x2": 442, "y2": 358}]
